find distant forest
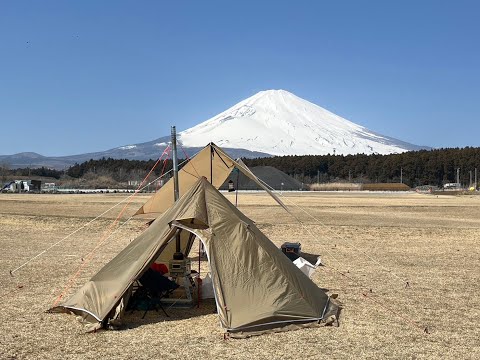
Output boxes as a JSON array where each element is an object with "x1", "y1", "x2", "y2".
[
  {"x1": 2, "y1": 147, "x2": 480, "y2": 187},
  {"x1": 1, "y1": 166, "x2": 63, "y2": 180},
  {"x1": 245, "y1": 147, "x2": 480, "y2": 187}
]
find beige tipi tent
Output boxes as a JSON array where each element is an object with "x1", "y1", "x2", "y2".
[
  {"x1": 135, "y1": 142, "x2": 288, "y2": 216},
  {"x1": 50, "y1": 177, "x2": 339, "y2": 337}
]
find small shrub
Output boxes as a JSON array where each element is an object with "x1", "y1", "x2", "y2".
[{"x1": 361, "y1": 183, "x2": 411, "y2": 191}]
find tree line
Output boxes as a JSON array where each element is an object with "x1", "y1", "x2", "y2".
[
  {"x1": 243, "y1": 147, "x2": 480, "y2": 187},
  {"x1": 0, "y1": 165, "x2": 63, "y2": 180},
  {"x1": 2, "y1": 147, "x2": 480, "y2": 187},
  {"x1": 65, "y1": 158, "x2": 175, "y2": 182}
]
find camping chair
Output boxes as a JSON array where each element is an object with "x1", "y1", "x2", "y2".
[{"x1": 128, "y1": 269, "x2": 179, "y2": 319}]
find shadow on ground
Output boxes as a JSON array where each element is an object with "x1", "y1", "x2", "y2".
[{"x1": 122, "y1": 298, "x2": 217, "y2": 329}]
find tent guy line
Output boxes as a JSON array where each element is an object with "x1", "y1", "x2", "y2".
[
  {"x1": 0, "y1": 213, "x2": 135, "y2": 304},
  {"x1": 51, "y1": 214, "x2": 135, "y2": 307},
  {"x1": 179, "y1": 142, "x2": 200, "y2": 178},
  {"x1": 52, "y1": 145, "x2": 173, "y2": 307},
  {"x1": 328, "y1": 262, "x2": 428, "y2": 334},
  {"x1": 9, "y1": 204, "x2": 131, "y2": 276},
  {"x1": 253, "y1": 177, "x2": 431, "y2": 334},
  {"x1": 8, "y1": 146, "x2": 202, "y2": 277},
  {"x1": 255, "y1": 176, "x2": 409, "y2": 286}
]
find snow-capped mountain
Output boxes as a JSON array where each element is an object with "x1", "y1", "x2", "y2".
[
  {"x1": 179, "y1": 89, "x2": 426, "y2": 156},
  {"x1": 0, "y1": 89, "x2": 429, "y2": 169}
]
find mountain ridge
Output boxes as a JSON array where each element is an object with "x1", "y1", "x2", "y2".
[
  {"x1": 0, "y1": 89, "x2": 430, "y2": 169},
  {"x1": 179, "y1": 89, "x2": 428, "y2": 156}
]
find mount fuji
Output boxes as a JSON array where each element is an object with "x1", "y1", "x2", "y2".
[
  {"x1": 1, "y1": 89, "x2": 428, "y2": 169},
  {"x1": 179, "y1": 89, "x2": 427, "y2": 156}
]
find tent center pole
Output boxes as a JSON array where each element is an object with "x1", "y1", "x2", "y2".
[
  {"x1": 210, "y1": 143, "x2": 213, "y2": 184},
  {"x1": 171, "y1": 126, "x2": 180, "y2": 202},
  {"x1": 197, "y1": 239, "x2": 201, "y2": 308},
  {"x1": 171, "y1": 126, "x2": 181, "y2": 255}
]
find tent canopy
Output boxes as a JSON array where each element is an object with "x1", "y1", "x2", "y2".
[
  {"x1": 135, "y1": 143, "x2": 288, "y2": 216},
  {"x1": 51, "y1": 177, "x2": 338, "y2": 337}
]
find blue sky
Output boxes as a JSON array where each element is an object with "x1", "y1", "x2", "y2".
[{"x1": 1, "y1": 1, "x2": 479, "y2": 156}]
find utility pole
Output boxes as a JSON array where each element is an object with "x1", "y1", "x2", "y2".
[
  {"x1": 457, "y1": 168, "x2": 460, "y2": 187},
  {"x1": 400, "y1": 167, "x2": 403, "y2": 184},
  {"x1": 235, "y1": 168, "x2": 239, "y2": 207},
  {"x1": 475, "y1": 168, "x2": 478, "y2": 191},
  {"x1": 317, "y1": 170, "x2": 320, "y2": 184},
  {"x1": 470, "y1": 170, "x2": 473, "y2": 188}
]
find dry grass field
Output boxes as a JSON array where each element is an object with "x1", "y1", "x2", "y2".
[{"x1": 0, "y1": 191, "x2": 479, "y2": 359}]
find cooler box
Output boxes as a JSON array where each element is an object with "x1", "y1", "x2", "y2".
[{"x1": 280, "y1": 242, "x2": 301, "y2": 261}]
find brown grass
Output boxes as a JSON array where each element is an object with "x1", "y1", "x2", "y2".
[
  {"x1": 0, "y1": 191, "x2": 479, "y2": 359},
  {"x1": 310, "y1": 182, "x2": 411, "y2": 191},
  {"x1": 309, "y1": 182, "x2": 362, "y2": 191},
  {"x1": 361, "y1": 183, "x2": 411, "y2": 191}
]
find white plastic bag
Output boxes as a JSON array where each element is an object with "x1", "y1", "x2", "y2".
[
  {"x1": 293, "y1": 256, "x2": 319, "y2": 278},
  {"x1": 201, "y1": 273, "x2": 215, "y2": 299}
]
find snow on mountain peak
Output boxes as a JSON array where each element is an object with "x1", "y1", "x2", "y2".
[
  {"x1": 118, "y1": 145, "x2": 137, "y2": 150},
  {"x1": 179, "y1": 89, "x2": 424, "y2": 156}
]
